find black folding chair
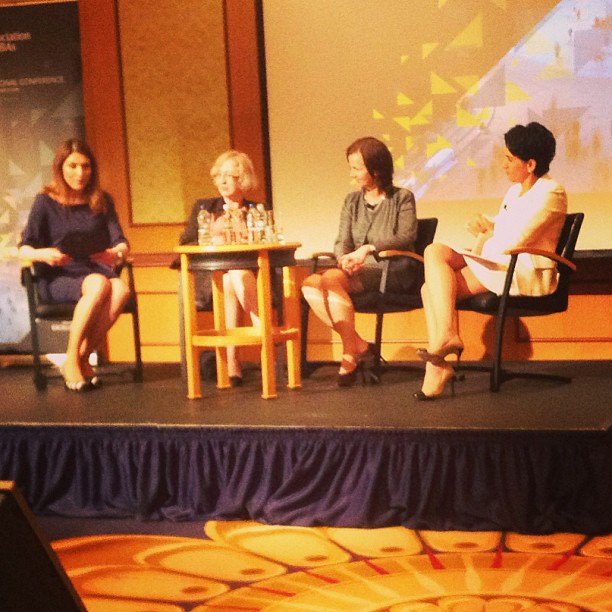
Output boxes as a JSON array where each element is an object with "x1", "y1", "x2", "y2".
[
  {"x1": 456, "y1": 212, "x2": 583, "y2": 391},
  {"x1": 21, "y1": 259, "x2": 143, "y2": 391},
  {"x1": 301, "y1": 217, "x2": 438, "y2": 378}
]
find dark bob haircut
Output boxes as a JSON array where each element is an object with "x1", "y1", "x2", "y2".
[
  {"x1": 504, "y1": 122, "x2": 556, "y2": 177},
  {"x1": 346, "y1": 137, "x2": 394, "y2": 193}
]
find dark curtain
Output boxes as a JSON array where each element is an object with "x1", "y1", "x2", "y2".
[{"x1": 1, "y1": 426, "x2": 610, "y2": 535}]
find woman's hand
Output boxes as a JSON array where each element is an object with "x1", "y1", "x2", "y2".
[
  {"x1": 90, "y1": 246, "x2": 126, "y2": 268},
  {"x1": 338, "y1": 245, "x2": 373, "y2": 275},
  {"x1": 31, "y1": 247, "x2": 72, "y2": 266},
  {"x1": 466, "y1": 213, "x2": 494, "y2": 237}
]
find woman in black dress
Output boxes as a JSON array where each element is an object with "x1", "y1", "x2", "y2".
[{"x1": 19, "y1": 139, "x2": 130, "y2": 391}]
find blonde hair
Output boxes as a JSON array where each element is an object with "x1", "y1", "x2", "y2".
[{"x1": 210, "y1": 150, "x2": 258, "y2": 193}]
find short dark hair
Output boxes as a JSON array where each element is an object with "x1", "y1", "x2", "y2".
[
  {"x1": 346, "y1": 137, "x2": 394, "y2": 192},
  {"x1": 504, "y1": 122, "x2": 556, "y2": 177}
]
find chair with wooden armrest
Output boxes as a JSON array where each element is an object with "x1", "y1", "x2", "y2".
[
  {"x1": 21, "y1": 258, "x2": 143, "y2": 391},
  {"x1": 456, "y1": 212, "x2": 583, "y2": 391},
  {"x1": 301, "y1": 217, "x2": 438, "y2": 378}
]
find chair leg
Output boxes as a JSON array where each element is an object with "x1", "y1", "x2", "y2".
[
  {"x1": 131, "y1": 308, "x2": 144, "y2": 382},
  {"x1": 372, "y1": 311, "x2": 384, "y2": 379},
  {"x1": 490, "y1": 307, "x2": 508, "y2": 392},
  {"x1": 29, "y1": 319, "x2": 47, "y2": 391}
]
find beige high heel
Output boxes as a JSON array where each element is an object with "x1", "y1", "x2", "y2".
[{"x1": 416, "y1": 339, "x2": 464, "y2": 366}]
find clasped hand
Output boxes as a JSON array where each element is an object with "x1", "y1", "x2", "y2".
[{"x1": 338, "y1": 246, "x2": 369, "y2": 276}]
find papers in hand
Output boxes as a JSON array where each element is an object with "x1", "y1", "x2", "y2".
[
  {"x1": 59, "y1": 232, "x2": 108, "y2": 260},
  {"x1": 452, "y1": 245, "x2": 507, "y2": 271}
]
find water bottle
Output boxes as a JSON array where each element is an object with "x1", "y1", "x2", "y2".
[
  {"x1": 223, "y1": 208, "x2": 234, "y2": 244},
  {"x1": 264, "y1": 209, "x2": 276, "y2": 243},
  {"x1": 246, "y1": 203, "x2": 257, "y2": 243},
  {"x1": 197, "y1": 207, "x2": 212, "y2": 246},
  {"x1": 255, "y1": 203, "x2": 267, "y2": 242}
]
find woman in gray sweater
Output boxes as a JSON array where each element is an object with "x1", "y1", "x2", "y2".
[{"x1": 302, "y1": 137, "x2": 418, "y2": 386}]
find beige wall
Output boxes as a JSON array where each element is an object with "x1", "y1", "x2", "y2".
[{"x1": 118, "y1": 0, "x2": 230, "y2": 225}]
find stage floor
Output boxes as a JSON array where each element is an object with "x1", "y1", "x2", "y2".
[{"x1": 2, "y1": 359, "x2": 611, "y2": 432}]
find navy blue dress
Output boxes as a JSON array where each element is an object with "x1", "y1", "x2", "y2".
[{"x1": 20, "y1": 193, "x2": 128, "y2": 303}]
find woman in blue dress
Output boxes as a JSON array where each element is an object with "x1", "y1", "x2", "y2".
[{"x1": 19, "y1": 139, "x2": 130, "y2": 391}]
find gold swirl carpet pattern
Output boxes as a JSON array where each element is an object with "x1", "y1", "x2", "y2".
[{"x1": 53, "y1": 522, "x2": 612, "y2": 611}]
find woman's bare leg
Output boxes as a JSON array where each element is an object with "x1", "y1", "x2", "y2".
[
  {"x1": 222, "y1": 272, "x2": 243, "y2": 378},
  {"x1": 418, "y1": 243, "x2": 488, "y2": 396},
  {"x1": 225, "y1": 269, "x2": 259, "y2": 326},
  {"x1": 302, "y1": 269, "x2": 368, "y2": 373},
  {"x1": 62, "y1": 274, "x2": 112, "y2": 383},
  {"x1": 79, "y1": 277, "x2": 130, "y2": 378}
]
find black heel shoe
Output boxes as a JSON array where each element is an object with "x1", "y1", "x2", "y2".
[
  {"x1": 88, "y1": 376, "x2": 103, "y2": 389},
  {"x1": 229, "y1": 375, "x2": 243, "y2": 387},
  {"x1": 413, "y1": 366, "x2": 462, "y2": 401},
  {"x1": 338, "y1": 363, "x2": 358, "y2": 387}
]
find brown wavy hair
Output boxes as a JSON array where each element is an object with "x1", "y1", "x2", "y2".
[
  {"x1": 43, "y1": 138, "x2": 108, "y2": 213},
  {"x1": 346, "y1": 136, "x2": 394, "y2": 194}
]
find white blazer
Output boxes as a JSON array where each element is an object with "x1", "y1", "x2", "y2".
[{"x1": 465, "y1": 176, "x2": 568, "y2": 296}]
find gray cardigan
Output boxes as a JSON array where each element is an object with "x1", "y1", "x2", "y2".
[{"x1": 333, "y1": 186, "x2": 418, "y2": 292}]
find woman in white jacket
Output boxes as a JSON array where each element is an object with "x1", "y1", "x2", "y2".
[{"x1": 415, "y1": 122, "x2": 567, "y2": 400}]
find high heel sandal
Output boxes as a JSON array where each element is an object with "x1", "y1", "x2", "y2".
[
  {"x1": 413, "y1": 365, "x2": 462, "y2": 401},
  {"x1": 64, "y1": 379, "x2": 92, "y2": 393},
  {"x1": 88, "y1": 375, "x2": 103, "y2": 389},
  {"x1": 416, "y1": 342, "x2": 464, "y2": 366},
  {"x1": 62, "y1": 367, "x2": 92, "y2": 393},
  {"x1": 337, "y1": 344, "x2": 380, "y2": 387}
]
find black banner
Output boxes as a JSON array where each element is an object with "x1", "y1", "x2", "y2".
[{"x1": 0, "y1": 1, "x2": 84, "y2": 348}]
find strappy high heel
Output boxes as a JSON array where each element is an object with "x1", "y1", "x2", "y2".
[
  {"x1": 337, "y1": 344, "x2": 380, "y2": 387},
  {"x1": 413, "y1": 364, "x2": 463, "y2": 401},
  {"x1": 88, "y1": 375, "x2": 103, "y2": 389},
  {"x1": 62, "y1": 366, "x2": 92, "y2": 393},
  {"x1": 64, "y1": 379, "x2": 92, "y2": 393},
  {"x1": 416, "y1": 341, "x2": 464, "y2": 366}
]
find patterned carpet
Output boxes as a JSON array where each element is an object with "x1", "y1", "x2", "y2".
[{"x1": 52, "y1": 521, "x2": 612, "y2": 611}]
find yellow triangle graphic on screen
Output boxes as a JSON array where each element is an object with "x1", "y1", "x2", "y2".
[
  {"x1": 438, "y1": 0, "x2": 450, "y2": 7},
  {"x1": 538, "y1": 63, "x2": 571, "y2": 79},
  {"x1": 427, "y1": 134, "x2": 452, "y2": 158},
  {"x1": 412, "y1": 101, "x2": 433, "y2": 125},
  {"x1": 454, "y1": 74, "x2": 480, "y2": 92},
  {"x1": 422, "y1": 42, "x2": 438, "y2": 59},
  {"x1": 448, "y1": 14, "x2": 483, "y2": 49},
  {"x1": 393, "y1": 116, "x2": 412, "y2": 130},
  {"x1": 397, "y1": 92, "x2": 414, "y2": 105},
  {"x1": 506, "y1": 80, "x2": 530, "y2": 102},
  {"x1": 405, "y1": 136, "x2": 414, "y2": 150},
  {"x1": 394, "y1": 155, "x2": 405, "y2": 170},
  {"x1": 431, "y1": 72, "x2": 456, "y2": 94},
  {"x1": 456, "y1": 106, "x2": 491, "y2": 127},
  {"x1": 373, "y1": 109, "x2": 384, "y2": 119}
]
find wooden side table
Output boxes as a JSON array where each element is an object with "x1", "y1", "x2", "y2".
[{"x1": 175, "y1": 242, "x2": 302, "y2": 399}]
